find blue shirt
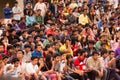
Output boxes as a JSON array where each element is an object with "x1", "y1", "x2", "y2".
[
  {"x1": 3, "y1": 8, "x2": 11, "y2": 18},
  {"x1": 32, "y1": 50, "x2": 42, "y2": 57}
]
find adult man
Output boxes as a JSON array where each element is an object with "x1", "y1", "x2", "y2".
[
  {"x1": 32, "y1": 44, "x2": 43, "y2": 57},
  {"x1": 78, "y1": 9, "x2": 91, "y2": 25},
  {"x1": 25, "y1": 56, "x2": 45, "y2": 80},
  {"x1": 12, "y1": 1, "x2": 22, "y2": 21},
  {"x1": 34, "y1": 0, "x2": 47, "y2": 17},
  {"x1": 86, "y1": 51, "x2": 103, "y2": 80}
]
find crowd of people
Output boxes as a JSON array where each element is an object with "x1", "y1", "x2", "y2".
[{"x1": 0, "y1": 0, "x2": 120, "y2": 80}]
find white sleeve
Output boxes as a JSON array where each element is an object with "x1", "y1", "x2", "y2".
[
  {"x1": 25, "y1": 63, "x2": 36, "y2": 74},
  {"x1": 34, "y1": 3, "x2": 38, "y2": 11},
  {"x1": 12, "y1": 7, "x2": 16, "y2": 13}
]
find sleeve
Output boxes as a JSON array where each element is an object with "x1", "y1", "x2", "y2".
[
  {"x1": 34, "y1": 4, "x2": 37, "y2": 11},
  {"x1": 3, "y1": 8, "x2": 8, "y2": 14},
  {"x1": 25, "y1": 63, "x2": 36, "y2": 74},
  {"x1": 73, "y1": 59, "x2": 79, "y2": 67},
  {"x1": 12, "y1": 7, "x2": 16, "y2": 14}
]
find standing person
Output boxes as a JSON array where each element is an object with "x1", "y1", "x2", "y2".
[
  {"x1": 3, "y1": 3, "x2": 12, "y2": 25},
  {"x1": 12, "y1": 1, "x2": 22, "y2": 21},
  {"x1": 34, "y1": 0, "x2": 47, "y2": 17},
  {"x1": 24, "y1": 1, "x2": 33, "y2": 16}
]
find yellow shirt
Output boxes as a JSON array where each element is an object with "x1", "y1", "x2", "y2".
[
  {"x1": 59, "y1": 44, "x2": 73, "y2": 56},
  {"x1": 79, "y1": 14, "x2": 89, "y2": 25}
]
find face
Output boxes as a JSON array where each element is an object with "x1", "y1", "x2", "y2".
[
  {"x1": 103, "y1": 53, "x2": 108, "y2": 58},
  {"x1": 25, "y1": 47, "x2": 31, "y2": 52},
  {"x1": 3, "y1": 58, "x2": 9, "y2": 64},
  {"x1": 88, "y1": 43, "x2": 94, "y2": 48},
  {"x1": 32, "y1": 58, "x2": 38, "y2": 65},
  {"x1": 17, "y1": 51, "x2": 24, "y2": 59},
  {"x1": 48, "y1": 36, "x2": 53, "y2": 41},
  {"x1": 55, "y1": 56, "x2": 60, "y2": 62},
  {"x1": 39, "y1": 0, "x2": 43, "y2": 2},
  {"x1": 109, "y1": 52, "x2": 114, "y2": 59},
  {"x1": 12, "y1": 31, "x2": 16, "y2": 36},
  {"x1": 93, "y1": 54, "x2": 99, "y2": 60},
  {"x1": 6, "y1": 3, "x2": 9, "y2": 7},
  {"x1": 36, "y1": 46, "x2": 42, "y2": 52},
  {"x1": 14, "y1": 61, "x2": 20, "y2": 67}
]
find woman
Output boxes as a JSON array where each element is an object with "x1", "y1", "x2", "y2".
[
  {"x1": 44, "y1": 10, "x2": 54, "y2": 24},
  {"x1": 26, "y1": 10, "x2": 36, "y2": 26}
]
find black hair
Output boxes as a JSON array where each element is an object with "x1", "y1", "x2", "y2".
[
  {"x1": 109, "y1": 50, "x2": 114, "y2": 54},
  {"x1": 17, "y1": 50, "x2": 24, "y2": 55},
  {"x1": 92, "y1": 51, "x2": 99, "y2": 56},
  {"x1": 12, "y1": 58, "x2": 19, "y2": 64},
  {"x1": 76, "y1": 49, "x2": 86, "y2": 56},
  {"x1": 66, "y1": 54, "x2": 72, "y2": 60},
  {"x1": 53, "y1": 54, "x2": 60, "y2": 59},
  {"x1": 13, "y1": 44, "x2": 20, "y2": 48},
  {"x1": 14, "y1": 1, "x2": 18, "y2": 4},
  {"x1": 7, "y1": 45, "x2": 14, "y2": 50},
  {"x1": 35, "y1": 44, "x2": 41, "y2": 49},
  {"x1": 47, "y1": 34, "x2": 53, "y2": 37},
  {"x1": 24, "y1": 44, "x2": 31, "y2": 48},
  {"x1": 87, "y1": 40, "x2": 95, "y2": 45},
  {"x1": 31, "y1": 56, "x2": 38, "y2": 61},
  {"x1": 2, "y1": 56, "x2": 9, "y2": 60},
  {"x1": 7, "y1": 24, "x2": 12, "y2": 28},
  {"x1": 101, "y1": 49, "x2": 108, "y2": 56}
]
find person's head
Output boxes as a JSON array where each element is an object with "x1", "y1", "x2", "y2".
[
  {"x1": 14, "y1": 1, "x2": 18, "y2": 7},
  {"x1": 83, "y1": 9, "x2": 87, "y2": 15},
  {"x1": 2, "y1": 56, "x2": 9, "y2": 64},
  {"x1": 34, "y1": 35, "x2": 40, "y2": 42},
  {"x1": 0, "y1": 43, "x2": 4, "y2": 53},
  {"x1": 44, "y1": 44, "x2": 53, "y2": 52},
  {"x1": 20, "y1": 17, "x2": 26, "y2": 23},
  {"x1": 47, "y1": 34, "x2": 53, "y2": 41},
  {"x1": 13, "y1": 44, "x2": 20, "y2": 52},
  {"x1": 26, "y1": 2, "x2": 31, "y2": 8},
  {"x1": 10, "y1": 28, "x2": 16, "y2": 36},
  {"x1": 53, "y1": 54, "x2": 60, "y2": 62},
  {"x1": 76, "y1": 49, "x2": 87, "y2": 57},
  {"x1": 27, "y1": 36, "x2": 33, "y2": 43},
  {"x1": 12, "y1": 58, "x2": 20, "y2": 67},
  {"x1": 5, "y1": 2, "x2": 9, "y2": 8},
  {"x1": 35, "y1": 44, "x2": 42, "y2": 52},
  {"x1": 17, "y1": 50, "x2": 24, "y2": 59},
  {"x1": 101, "y1": 42, "x2": 107, "y2": 49},
  {"x1": 101, "y1": 49, "x2": 108, "y2": 58},
  {"x1": 109, "y1": 50, "x2": 114, "y2": 59},
  {"x1": 92, "y1": 51, "x2": 99, "y2": 60},
  {"x1": 33, "y1": 22, "x2": 40, "y2": 28},
  {"x1": 65, "y1": 39, "x2": 71, "y2": 45},
  {"x1": 31, "y1": 56, "x2": 38, "y2": 65},
  {"x1": 66, "y1": 54, "x2": 73, "y2": 62},
  {"x1": 7, "y1": 45, "x2": 14, "y2": 54},
  {"x1": 87, "y1": 40, "x2": 95, "y2": 49}
]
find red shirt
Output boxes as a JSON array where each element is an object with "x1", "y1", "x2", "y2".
[
  {"x1": 74, "y1": 56, "x2": 86, "y2": 70},
  {"x1": 46, "y1": 28, "x2": 54, "y2": 35}
]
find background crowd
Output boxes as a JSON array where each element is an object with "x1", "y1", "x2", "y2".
[{"x1": 0, "y1": 0, "x2": 120, "y2": 80}]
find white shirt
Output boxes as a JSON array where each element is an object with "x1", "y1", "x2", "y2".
[
  {"x1": 25, "y1": 63, "x2": 38, "y2": 75},
  {"x1": 108, "y1": 0, "x2": 119, "y2": 8},
  {"x1": 34, "y1": 2, "x2": 47, "y2": 16},
  {"x1": 23, "y1": 50, "x2": 32, "y2": 62},
  {"x1": 12, "y1": 6, "x2": 21, "y2": 20}
]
